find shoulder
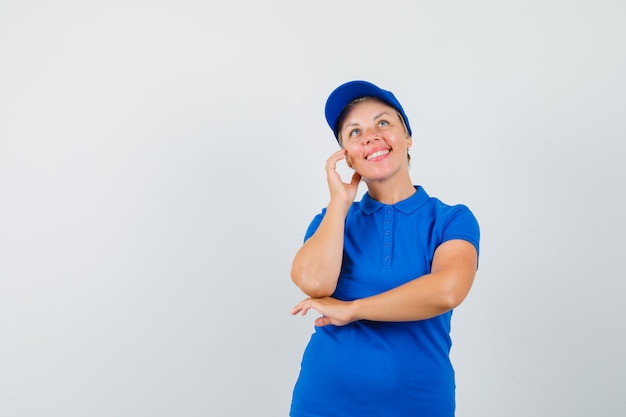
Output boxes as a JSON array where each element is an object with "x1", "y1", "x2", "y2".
[
  {"x1": 419, "y1": 187, "x2": 477, "y2": 221},
  {"x1": 303, "y1": 202, "x2": 361, "y2": 241},
  {"x1": 420, "y1": 188, "x2": 481, "y2": 253}
]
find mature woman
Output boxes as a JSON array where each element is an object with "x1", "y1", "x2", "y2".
[{"x1": 290, "y1": 80, "x2": 480, "y2": 417}]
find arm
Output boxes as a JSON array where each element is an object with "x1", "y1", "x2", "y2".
[
  {"x1": 290, "y1": 150, "x2": 361, "y2": 298},
  {"x1": 291, "y1": 239, "x2": 478, "y2": 325},
  {"x1": 290, "y1": 201, "x2": 350, "y2": 298},
  {"x1": 352, "y1": 239, "x2": 478, "y2": 321}
]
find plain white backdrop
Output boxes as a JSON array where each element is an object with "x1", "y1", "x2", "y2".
[{"x1": 1, "y1": 1, "x2": 625, "y2": 416}]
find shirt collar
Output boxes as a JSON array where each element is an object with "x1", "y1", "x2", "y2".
[{"x1": 360, "y1": 186, "x2": 430, "y2": 215}]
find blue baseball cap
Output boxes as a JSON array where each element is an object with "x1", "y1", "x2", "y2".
[{"x1": 324, "y1": 80, "x2": 412, "y2": 141}]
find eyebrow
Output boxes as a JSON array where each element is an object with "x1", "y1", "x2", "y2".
[
  {"x1": 343, "y1": 112, "x2": 393, "y2": 130},
  {"x1": 373, "y1": 111, "x2": 392, "y2": 120}
]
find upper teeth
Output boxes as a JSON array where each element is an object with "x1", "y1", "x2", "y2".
[{"x1": 366, "y1": 150, "x2": 389, "y2": 160}]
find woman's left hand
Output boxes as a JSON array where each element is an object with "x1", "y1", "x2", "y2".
[{"x1": 291, "y1": 297, "x2": 355, "y2": 327}]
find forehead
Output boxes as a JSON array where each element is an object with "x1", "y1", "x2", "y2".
[{"x1": 340, "y1": 98, "x2": 397, "y2": 127}]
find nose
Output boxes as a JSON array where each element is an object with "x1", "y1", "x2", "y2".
[{"x1": 363, "y1": 127, "x2": 380, "y2": 144}]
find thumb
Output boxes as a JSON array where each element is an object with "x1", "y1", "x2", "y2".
[{"x1": 315, "y1": 316, "x2": 333, "y2": 327}]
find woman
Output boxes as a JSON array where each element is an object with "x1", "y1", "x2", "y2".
[{"x1": 289, "y1": 80, "x2": 480, "y2": 417}]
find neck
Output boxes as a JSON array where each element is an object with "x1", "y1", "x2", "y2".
[{"x1": 365, "y1": 175, "x2": 416, "y2": 205}]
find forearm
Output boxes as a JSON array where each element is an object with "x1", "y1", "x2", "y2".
[
  {"x1": 290, "y1": 270, "x2": 473, "y2": 328},
  {"x1": 350, "y1": 272, "x2": 470, "y2": 322},
  {"x1": 350, "y1": 241, "x2": 477, "y2": 322},
  {"x1": 291, "y1": 202, "x2": 350, "y2": 297}
]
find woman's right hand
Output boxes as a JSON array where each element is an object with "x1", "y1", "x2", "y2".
[{"x1": 325, "y1": 149, "x2": 362, "y2": 206}]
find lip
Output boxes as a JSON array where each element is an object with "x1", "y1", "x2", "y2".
[{"x1": 365, "y1": 147, "x2": 391, "y2": 161}]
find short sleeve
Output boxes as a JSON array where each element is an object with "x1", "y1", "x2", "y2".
[
  {"x1": 303, "y1": 209, "x2": 327, "y2": 242},
  {"x1": 441, "y1": 205, "x2": 480, "y2": 256}
]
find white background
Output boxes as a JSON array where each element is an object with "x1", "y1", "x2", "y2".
[{"x1": 1, "y1": 1, "x2": 625, "y2": 416}]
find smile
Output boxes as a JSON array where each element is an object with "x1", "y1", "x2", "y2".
[{"x1": 366, "y1": 149, "x2": 390, "y2": 160}]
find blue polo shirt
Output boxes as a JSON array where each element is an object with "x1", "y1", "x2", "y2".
[{"x1": 290, "y1": 186, "x2": 480, "y2": 417}]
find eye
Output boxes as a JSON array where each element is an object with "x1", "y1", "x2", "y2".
[
  {"x1": 377, "y1": 120, "x2": 389, "y2": 127},
  {"x1": 349, "y1": 128, "x2": 360, "y2": 137}
]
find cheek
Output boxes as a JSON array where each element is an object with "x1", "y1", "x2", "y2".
[
  {"x1": 343, "y1": 145, "x2": 361, "y2": 169},
  {"x1": 344, "y1": 149, "x2": 358, "y2": 168}
]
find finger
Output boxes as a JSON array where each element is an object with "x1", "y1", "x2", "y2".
[
  {"x1": 315, "y1": 316, "x2": 333, "y2": 327},
  {"x1": 326, "y1": 148, "x2": 346, "y2": 161},
  {"x1": 325, "y1": 164, "x2": 340, "y2": 174},
  {"x1": 290, "y1": 300, "x2": 306, "y2": 315},
  {"x1": 291, "y1": 304, "x2": 311, "y2": 316},
  {"x1": 326, "y1": 150, "x2": 347, "y2": 170}
]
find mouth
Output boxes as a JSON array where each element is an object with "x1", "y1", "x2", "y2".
[{"x1": 365, "y1": 149, "x2": 390, "y2": 160}]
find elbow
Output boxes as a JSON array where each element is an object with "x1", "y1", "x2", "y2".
[
  {"x1": 437, "y1": 284, "x2": 471, "y2": 311},
  {"x1": 291, "y1": 267, "x2": 336, "y2": 298},
  {"x1": 431, "y1": 267, "x2": 475, "y2": 312},
  {"x1": 439, "y1": 292, "x2": 465, "y2": 311},
  {"x1": 303, "y1": 286, "x2": 336, "y2": 299}
]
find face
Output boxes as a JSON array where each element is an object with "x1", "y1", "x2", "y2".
[{"x1": 338, "y1": 98, "x2": 412, "y2": 182}]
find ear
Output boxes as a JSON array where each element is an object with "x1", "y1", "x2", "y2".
[{"x1": 406, "y1": 135, "x2": 413, "y2": 149}]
